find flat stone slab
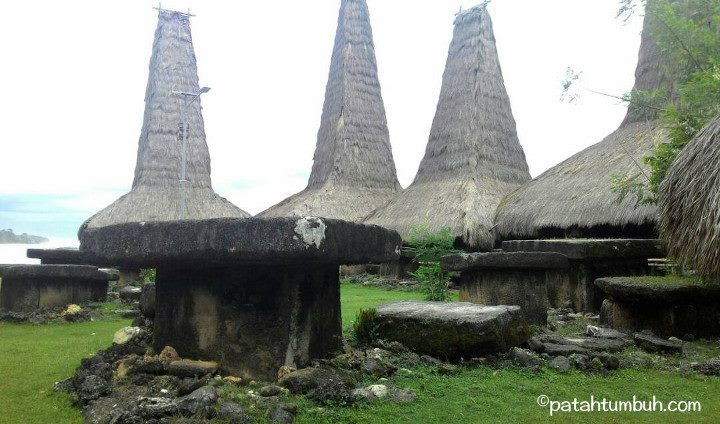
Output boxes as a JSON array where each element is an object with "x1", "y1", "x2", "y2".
[
  {"x1": 79, "y1": 217, "x2": 401, "y2": 268},
  {"x1": 501, "y1": 239, "x2": 666, "y2": 260},
  {"x1": 0, "y1": 264, "x2": 117, "y2": 281},
  {"x1": 374, "y1": 301, "x2": 529, "y2": 360},
  {"x1": 595, "y1": 277, "x2": 720, "y2": 304},
  {"x1": 26, "y1": 248, "x2": 89, "y2": 265},
  {"x1": 441, "y1": 251, "x2": 569, "y2": 271}
]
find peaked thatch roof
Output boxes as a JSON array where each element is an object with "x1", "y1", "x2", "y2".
[
  {"x1": 365, "y1": 4, "x2": 530, "y2": 250},
  {"x1": 259, "y1": 0, "x2": 401, "y2": 222},
  {"x1": 659, "y1": 114, "x2": 720, "y2": 281},
  {"x1": 82, "y1": 10, "x2": 249, "y2": 231},
  {"x1": 494, "y1": 4, "x2": 671, "y2": 241}
]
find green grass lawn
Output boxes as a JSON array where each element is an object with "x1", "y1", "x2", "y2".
[{"x1": 1, "y1": 284, "x2": 719, "y2": 423}]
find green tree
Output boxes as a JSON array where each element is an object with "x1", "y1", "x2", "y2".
[
  {"x1": 613, "y1": 0, "x2": 720, "y2": 204},
  {"x1": 406, "y1": 227, "x2": 461, "y2": 301}
]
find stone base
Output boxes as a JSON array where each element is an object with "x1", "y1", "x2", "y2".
[
  {"x1": 154, "y1": 264, "x2": 343, "y2": 381},
  {"x1": 0, "y1": 277, "x2": 108, "y2": 313},
  {"x1": 377, "y1": 255, "x2": 417, "y2": 280},
  {"x1": 458, "y1": 270, "x2": 551, "y2": 325}
]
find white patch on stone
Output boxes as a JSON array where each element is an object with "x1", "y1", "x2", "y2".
[{"x1": 294, "y1": 217, "x2": 326, "y2": 249}]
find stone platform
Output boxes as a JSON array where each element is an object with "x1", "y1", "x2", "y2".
[
  {"x1": 442, "y1": 252, "x2": 569, "y2": 325},
  {"x1": 595, "y1": 277, "x2": 720, "y2": 338},
  {"x1": 502, "y1": 239, "x2": 666, "y2": 312},
  {"x1": 79, "y1": 217, "x2": 401, "y2": 381},
  {"x1": 0, "y1": 264, "x2": 115, "y2": 312},
  {"x1": 374, "y1": 301, "x2": 529, "y2": 360},
  {"x1": 27, "y1": 248, "x2": 137, "y2": 285}
]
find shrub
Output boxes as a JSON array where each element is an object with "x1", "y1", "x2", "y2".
[
  {"x1": 406, "y1": 227, "x2": 461, "y2": 301},
  {"x1": 352, "y1": 308, "x2": 379, "y2": 345}
]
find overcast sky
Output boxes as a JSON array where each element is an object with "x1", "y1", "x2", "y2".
[{"x1": 0, "y1": 0, "x2": 643, "y2": 239}]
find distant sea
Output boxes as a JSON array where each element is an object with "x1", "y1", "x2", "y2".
[{"x1": 0, "y1": 237, "x2": 79, "y2": 264}]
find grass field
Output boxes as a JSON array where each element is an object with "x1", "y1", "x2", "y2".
[{"x1": 0, "y1": 283, "x2": 718, "y2": 423}]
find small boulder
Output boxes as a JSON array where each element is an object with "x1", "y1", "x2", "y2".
[
  {"x1": 634, "y1": 332, "x2": 682, "y2": 355},
  {"x1": 113, "y1": 326, "x2": 144, "y2": 345},
  {"x1": 277, "y1": 365, "x2": 297, "y2": 381},
  {"x1": 550, "y1": 356, "x2": 571, "y2": 373},
  {"x1": 510, "y1": 347, "x2": 543, "y2": 367},
  {"x1": 119, "y1": 286, "x2": 142, "y2": 302},
  {"x1": 390, "y1": 387, "x2": 417, "y2": 404},
  {"x1": 279, "y1": 366, "x2": 354, "y2": 404},
  {"x1": 585, "y1": 325, "x2": 628, "y2": 340},
  {"x1": 269, "y1": 403, "x2": 297, "y2": 424},
  {"x1": 223, "y1": 376, "x2": 243, "y2": 386},
  {"x1": 167, "y1": 359, "x2": 220, "y2": 378},
  {"x1": 693, "y1": 357, "x2": 720, "y2": 376},
  {"x1": 158, "y1": 346, "x2": 180, "y2": 362},
  {"x1": 218, "y1": 400, "x2": 251, "y2": 424},
  {"x1": 368, "y1": 384, "x2": 388, "y2": 399},
  {"x1": 569, "y1": 354, "x2": 590, "y2": 370},
  {"x1": 175, "y1": 385, "x2": 218, "y2": 417},
  {"x1": 260, "y1": 384, "x2": 286, "y2": 397}
]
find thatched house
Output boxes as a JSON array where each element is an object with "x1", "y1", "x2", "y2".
[
  {"x1": 493, "y1": 5, "x2": 671, "y2": 241},
  {"x1": 82, "y1": 10, "x2": 249, "y2": 231},
  {"x1": 259, "y1": 0, "x2": 401, "y2": 222},
  {"x1": 365, "y1": 4, "x2": 530, "y2": 250},
  {"x1": 659, "y1": 114, "x2": 720, "y2": 281}
]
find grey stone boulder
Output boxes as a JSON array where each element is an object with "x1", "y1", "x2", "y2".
[
  {"x1": 119, "y1": 286, "x2": 142, "y2": 302},
  {"x1": 510, "y1": 347, "x2": 543, "y2": 368},
  {"x1": 218, "y1": 401, "x2": 251, "y2": 424},
  {"x1": 693, "y1": 357, "x2": 720, "y2": 376},
  {"x1": 634, "y1": 332, "x2": 682, "y2": 355},
  {"x1": 269, "y1": 403, "x2": 297, "y2": 423},
  {"x1": 279, "y1": 366, "x2": 355, "y2": 404},
  {"x1": 139, "y1": 283, "x2": 156, "y2": 318},
  {"x1": 550, "y1": 356, "x2": 571, "y2": 373},
  {"x1": 175, "y1": 385, "x2": 218, "y2": 416},
  {"x1": 373, "y1": 301, "x2": 530, "y2": 360},
  {"x1": 260, "y1": 384, "x2": 285, "y2": 397}
]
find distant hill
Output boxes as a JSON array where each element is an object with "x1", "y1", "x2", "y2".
[{"x1": 0, "y1": 229, "x2": 49, "y2": 244}]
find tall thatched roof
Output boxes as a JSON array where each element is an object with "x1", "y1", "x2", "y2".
[
  {"x1": 659, "y1": 114, "x2": 720, "y2": 281},
  {"x1": 365, "y1": 4, "x2": 530, "y2": 250},
  {"x1": 82, "y1": 10, "x2": 249, "y2": 231},
  {"x1": 259, "y1": 0, "x2": 401, "y2": 222},
  {"x1": 494, "y1": 4, "x2": 671, "y2": 241}
]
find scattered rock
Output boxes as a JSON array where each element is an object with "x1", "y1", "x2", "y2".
[
  {"x1": 362, "y1": 349, "x2": 397, "y2": 377},
  {"x1": 634, "y1": 332, "x2": 682, "y2": 355},
  {"x1": 569, "y1": 354, "x2": 590, "y2": 370},
  {"x1": 269, "y1": 403, "x2": 297, "y2": 423},
  {"x1": 550, "y1": 356, "x2": 571, "y2": 373},
  {"x1": 277, "y1": 365, "x2": 297, "y2": 381},
  {"x1": 585, "y1": 325, "x2": 629, "y2": 340},
  {"x1": 543, "y1": 343, "x2": 589, "y2": 357},
  {"x1": 113, "y1": 327, "x2": 145, "y2": 345},
  {"x1": 693, "y1": 357, "x2": 720, "y2": 376},
  {"x1": 78, "y1": 375, "x2": 110, "y2": 403},
  {"x1": 167, "y1": 359, "x2": 219, "y2": 378},
  {"x1": 594, "y1": 353, "x2": 620, "y2": 370},
  {"x1": 260, "y1": 384, "x2": 285, "y2": 397},
  {"x1": 368, "y1": 384, "x2": 388, "y2": 399},
  {"x1": 218, "y1": 401, "x2": 250, "y2": 424},
  {"x1": 223, "y1": 376, "x2": 243, "y2": 386},
  {"x1": 351, "y1": 387, "x2": 373, "y2": 402},
  {"x1": 510, "y1": 347, "x2": 543, "y2": 367},
  {"x1": 175, "y1": 385, "x2": 218, "y2": 417},
  {"x1": 119, "y1": 286, "x2": 142, "y2": 302},
  {"x1": 158, "y1": 346, "x2": 180, "y2": 362},
  {"x1": 279, "y1": 366, "x2": 354, "y2": 404}
]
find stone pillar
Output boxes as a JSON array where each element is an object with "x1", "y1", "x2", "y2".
[{"x1": 154, "y1": 264, "x2": 342, "y2": 381}]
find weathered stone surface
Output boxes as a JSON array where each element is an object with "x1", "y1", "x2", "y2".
[
  {"x1": 0, "y1": 265, "x2": 111, "y2": 313},
  {"x1": 374, "y1": 301, "x2": 530, "y2": 360},
  {"x1": 279, "y1": 366, "x2": 355, "y2": 404},
  {"x1": 139, "y1": 283, "x2": 156, "y2": 318},
  {"x1": 269, "y1": 403, "x2": 297, "y2": 423},
  {"x1": 79, "y1": 217, "x2": 402, "y2": 268},
  {"x1": 455, "y1": 268, "x2": 553, "y2": 325},
  {"x1": 502, "y1": 239, "x2": 666, "y2": 260},
  {"x1": 175, "y1": 385, "x2": 218, "y2": 416},
  {"x1": 693, "y1": 357, "x2": 720, "y2": 376},
  {"x1": 26, "y1": 248, "x2": 89, "y2": 265},
  {"x1": 585, "y1": 325, "x2": 629, "y2": 340},
  {"x1": 510, "y1": 347, "x2": 543, "y2": 367},
  {"x1": 550, "y1": 356, "x2": 571, "y2": 372},
  {"x1": 597, "y1": 278, "x2": 720, "y2": 337},
  {"x1": 441, "y1": 252, "x2": 569, "y2": 271},
  {"x1": 634, "y1": 332, "x2": 682, "y2": 355},
  {"x1": 166, "y1": 360, "x2": 219, "y2": 378},
  {"x1": 218, "y1": 401, "x2": 251, "y2": 424},
  {"x1": 113, "y1": 327, "x2": 145, "y2": 345},
  {"x1": 154, "y1": 264, "x2": 342, "y2": 381}
]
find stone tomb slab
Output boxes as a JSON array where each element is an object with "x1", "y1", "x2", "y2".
[
  {"x1": 0, "y1": 264, "x2": 114, "y2": 312},
  {"x1": 27, "y1": 248, "x2": 88, "y2": 265},
  {"x1": 374, "y1": 301, "x2": 529, "y2": 360},
  {"x1": 79, "y1": 217, "x2": 401, "y2": 381},
  {"x1": 595, "y1": 277, "x2": 720, "y2": 338},
  {"x1": 441, "y1": 252, "x2": 570, "y2": 325},
  {"x1": 502, "y1": 239, "x2": 666, "y2": 312}
]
